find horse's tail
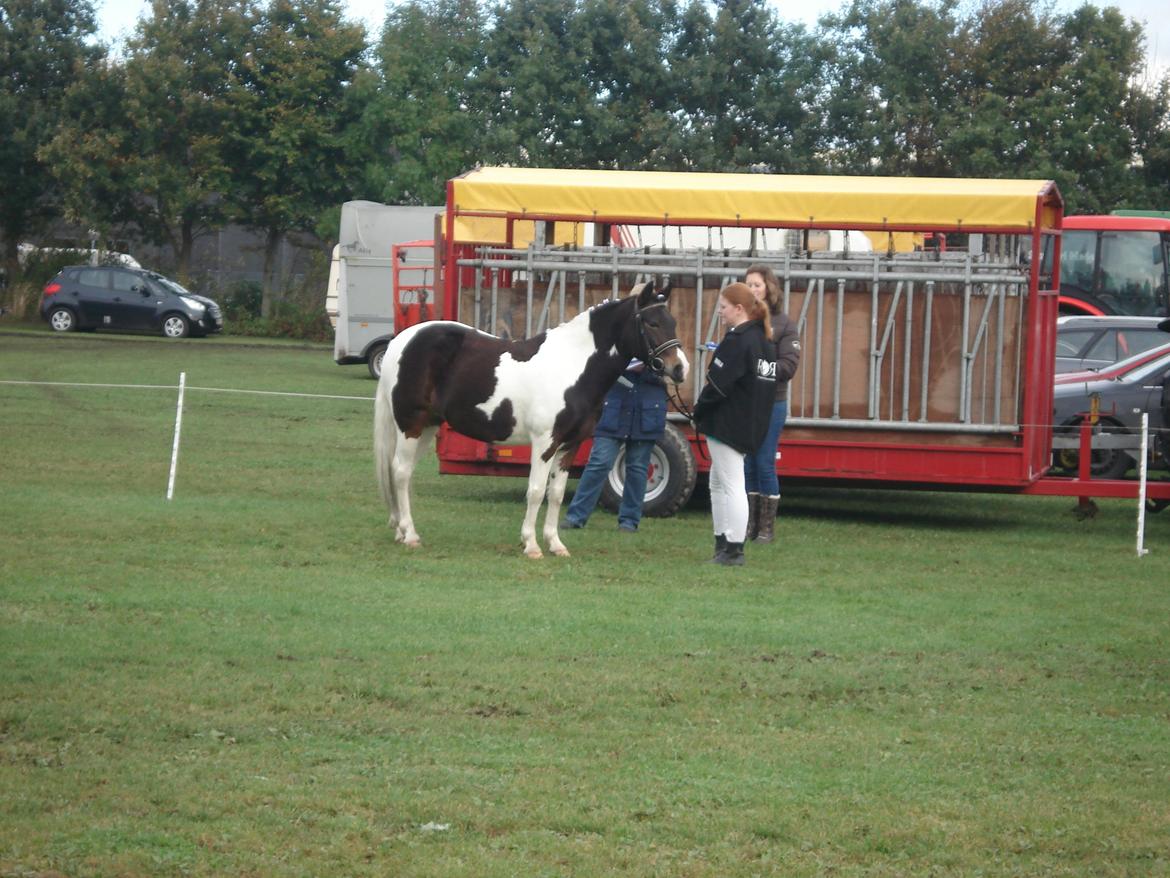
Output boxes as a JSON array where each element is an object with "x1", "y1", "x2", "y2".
[{"x1": 374, "y1": 349, "x2": 399, "y2": 523}]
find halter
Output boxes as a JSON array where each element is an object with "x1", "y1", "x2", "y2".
[{"x1": 634, "y1": 296, "x2": 682, "y2": 374}]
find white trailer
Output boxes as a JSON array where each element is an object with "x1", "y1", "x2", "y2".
[{"x1": 328, "y1": 201, "x2": 442, "y2": 378}]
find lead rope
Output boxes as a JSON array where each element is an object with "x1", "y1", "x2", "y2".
[{"x1": 667, "y1": 382, "x2": 711, "y2": 465}]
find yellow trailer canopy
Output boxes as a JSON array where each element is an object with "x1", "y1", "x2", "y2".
[{"x1": 449, "y1": 167, "x2": 1062, "y2": 240}]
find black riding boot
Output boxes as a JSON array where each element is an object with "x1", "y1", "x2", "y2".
[
  {"x1": 715, "y1": 541, "x2": 745, "y2": 566},
  {"x1": 707, "y1": 533, "x2": 728, "y2": 563}
]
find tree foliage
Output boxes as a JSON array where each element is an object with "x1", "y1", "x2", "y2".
[
  {"x1": 350, "y1": 0, "x2": 486, "y2": 205},
  {"x1": 42, "y1": 0, "x2": 256, "y2": 279},
  {"x1": 224, "y1": 0, "x2": 366, "y2": 315},
  {"x1": 0, "y1": 0, "x2": 104, "y2": 274}
]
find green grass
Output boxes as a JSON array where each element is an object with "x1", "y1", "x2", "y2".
[{"x1": 2, "y1": 329, "x2": 1169, "y2": 877}]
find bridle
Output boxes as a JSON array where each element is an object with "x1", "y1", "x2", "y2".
[{"x1": 634, "y1": 295, "x2": 682, "y2": 375}]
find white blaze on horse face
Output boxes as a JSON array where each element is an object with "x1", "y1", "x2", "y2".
[{"x1": 476, "y1": 315, "x2": 598, "y2": 441}]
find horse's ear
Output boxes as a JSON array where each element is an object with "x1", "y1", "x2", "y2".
[
  {"x1": 635, "y1": 280, "x2": 655, "y2": 304},
  {"x1": 659, "y1": 280, "x2": 673, "y2": 300}
]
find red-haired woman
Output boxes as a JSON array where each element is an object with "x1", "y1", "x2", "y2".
[{"x1": 692, "y1": 283, "x2": 777, "y2": 566}]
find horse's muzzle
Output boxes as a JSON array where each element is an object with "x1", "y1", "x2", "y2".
[{"x1": 660, "y1": 349, "x2": 689, "y2": 385}]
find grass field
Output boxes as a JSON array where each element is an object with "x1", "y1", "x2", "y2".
[{"x1": 2, "y1": 329, "x2": 1169, "y2": 877}]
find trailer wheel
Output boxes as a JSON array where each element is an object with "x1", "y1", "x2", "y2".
[
  {"x1": 599, "y1": 422, "x2": 697, "y2": 518},
  {"x1": 1053, "y1": 416, "x2": 1133, "y2": 480},
  {"x1": 367, "y1": 341, "x2": 389, "y2": 380}
]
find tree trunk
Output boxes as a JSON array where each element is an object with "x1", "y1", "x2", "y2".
[
  {"x1": 177, "y1": 217, "x2": 195, "y2": 284},
  {"x1": 260, "y1": 228, "x2": 283, "y2": 319}
]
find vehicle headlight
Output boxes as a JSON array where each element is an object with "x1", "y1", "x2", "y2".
[{"x1": 180, "y1": 296, "x2": 206, "y2": 312}]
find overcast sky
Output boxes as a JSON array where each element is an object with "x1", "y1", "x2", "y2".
[{"x1": 93, "y1": 0, "x2": 1167, "y2": 83}]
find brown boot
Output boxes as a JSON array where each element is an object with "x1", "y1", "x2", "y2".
[
  {"x1": 745, "y1": 493, "x2": 761, "y2": 541},
  {"x1": 755, "y1": 495, "x2": 780, "y2": 544}
]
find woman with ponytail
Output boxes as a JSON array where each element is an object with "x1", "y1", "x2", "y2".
[{"x1": 692, "y1": 282, "x2": 777, "y2": 567}]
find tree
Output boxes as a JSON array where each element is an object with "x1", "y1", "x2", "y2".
[
  {"x1": 42, "y1": 0, "x2": 256, "y2": 279},
  {"x1": 819, "y1": 0, "x2": 963, "y2": 174},
  {"x1": 667, "y1": 0, "x2": 823, "y2": 172},
  {"x1": 226, "y1": 0, "x2": 367, "y2": 317},
  {"x1": 478, "y1": 0, "x2": 593, "y2": 166},
  {"x1": 349, "y1": 0, "x2": 487, "y2": 204},
  {"x1": 0, "y1": 0, "x2": 104, "y2": 278},
  {"x1": 570, "y1": 0, "x2": 684, "y2": 169}
]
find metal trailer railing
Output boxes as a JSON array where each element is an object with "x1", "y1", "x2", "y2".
[{"x1": 457, "y1": 243, "x2": 1032, "y2": 435}]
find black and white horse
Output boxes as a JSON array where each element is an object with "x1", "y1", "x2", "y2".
[{"x1": 374, "y1": 281, "x2": 688, "y2": 557}]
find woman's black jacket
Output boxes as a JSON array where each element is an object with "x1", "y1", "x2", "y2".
[{"x1": 692, "y1": 319, "x2": 777, "y2": 454}]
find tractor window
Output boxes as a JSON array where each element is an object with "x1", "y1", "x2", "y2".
[
  {"x1": 1058, "y1": 231, "x2": 1097, "y2": 293},
  {"x1": 1097, "y1": 231, "x2": 1165, "y2": 315}
]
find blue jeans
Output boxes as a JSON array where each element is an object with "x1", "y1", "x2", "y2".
[
  {"x1": 744, "y1": 401, "x2": 788, "y2": 495},
  {"x1": 565, "y1": 436, "x2": 656, "y2": 530}
]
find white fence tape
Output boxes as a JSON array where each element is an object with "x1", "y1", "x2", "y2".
[{"x1": 0, "y1": 379, "x2": 375, "y2": 402}]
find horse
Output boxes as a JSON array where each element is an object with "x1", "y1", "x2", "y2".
[{"x1": 374, "y1": 280, "x2": 689, "y2": 558}]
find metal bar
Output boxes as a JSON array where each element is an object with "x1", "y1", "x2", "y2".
[
  {"x1": 786, "y1": 417, "x2": 1019, "y2": 433},
  {"x1": 902, "y1": 283, "x2": 914, "y2": 421},
  {"x1": 814, "y1": 279, "x2": 824, "y2": 418},
  {"x1": 490, "y1": 268, "x2": 499, "y2": 337},
  {"x1": 525, "y1": 246, "x2": 534, "y2": 337},
  {"x1": 535, "y1": 272, "x2": 557, "y2": 334},
  {"x1": 919, "y1": 282, "x2": 934, "y2": 422},
  {"x1": 959, "y1": 274, "x2": 972, "y2": 422},
  {"x1": 964, "y1": 283, "x2": 999, "y2": 424},
  {"x1": 457, "y1": 256, "x2": 1028, "y2": 287},
  {"x1": 994, "y1": 282, "x2": 1006, "y2": 425},
  {"x1": 693, "y1": 252, "x2": 705, "y2": 404},
  {"x1": 558, "y1": 269, "x2": 566, "y2": 326},
  {"x1": 473, "y1": 259, "x2": 483, "y2": 331},
  {"x1": 867, "y1": 268, "x2": 880, "y2": 420},
  {"x1": 833, "y1": 279, "x2": 844, "y2": 419}
]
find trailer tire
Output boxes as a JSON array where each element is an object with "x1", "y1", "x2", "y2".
[
  {"x1": 367, "y1": 341, "x2": 389, "y2": 380},
  {"x1": 599, "y1": 422, "x2": 697, "y2": 518}
]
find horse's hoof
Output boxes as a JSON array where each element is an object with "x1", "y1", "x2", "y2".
[
  {"x1": 552, "y1": 546, "x2": 570, "y2": 557},
  {"x1": 403, "y1": 537, "x2": 422, "y2": 549},
  {"x1": 524, "y1": 549, "x2": 544, "y2": 559}
]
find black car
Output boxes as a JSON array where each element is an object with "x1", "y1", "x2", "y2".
[{"x1": 40, "y1": 266, "x2": 223, "y2": 338}]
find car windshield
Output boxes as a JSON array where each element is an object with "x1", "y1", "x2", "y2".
[{"x1": 150, "y1": 274, "x2": 192, "y2": 296}]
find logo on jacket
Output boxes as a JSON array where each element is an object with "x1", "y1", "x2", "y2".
[{"x1": 757, "y1": 359, "x2": 777, "y2": 380}]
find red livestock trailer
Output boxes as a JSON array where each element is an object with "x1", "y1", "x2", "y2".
[{"x1": 375, "y1": 168, "x2": 1170, "y2": 514}]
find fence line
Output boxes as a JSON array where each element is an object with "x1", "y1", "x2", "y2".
[{"x1": 0, "y1": 378, "x2": 374, "y2": 402}]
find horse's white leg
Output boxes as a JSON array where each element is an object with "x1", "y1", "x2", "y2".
[
  {"x1": 520, "y1": 450, "x2": 556, "y2": 559},
  {"x1": 543, "y1": 450, "x2": 573, "y2": 557},
  {"x1": 394, "y1": 426, "x2": 437, "y2": 548},
  {"x1": 374, "y1": 381, "x2": 401, "y2": 534}
]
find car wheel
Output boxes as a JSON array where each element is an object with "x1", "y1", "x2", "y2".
[
  {"x1": 1053, "y1": 417, "x2": 1133, "y2": 480},
  {"x1": 367, "y1": 341, "x2": 389, "y2": 380},
  {"x1": 599, "y1": 422, "x2": 697, "y2": 517},
  {"x1": 162, "y1": 314, "x2": 190, "y2": 338},
  {"x1": 48, "y1": 307, "x2": 76, "y2": 332}
]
